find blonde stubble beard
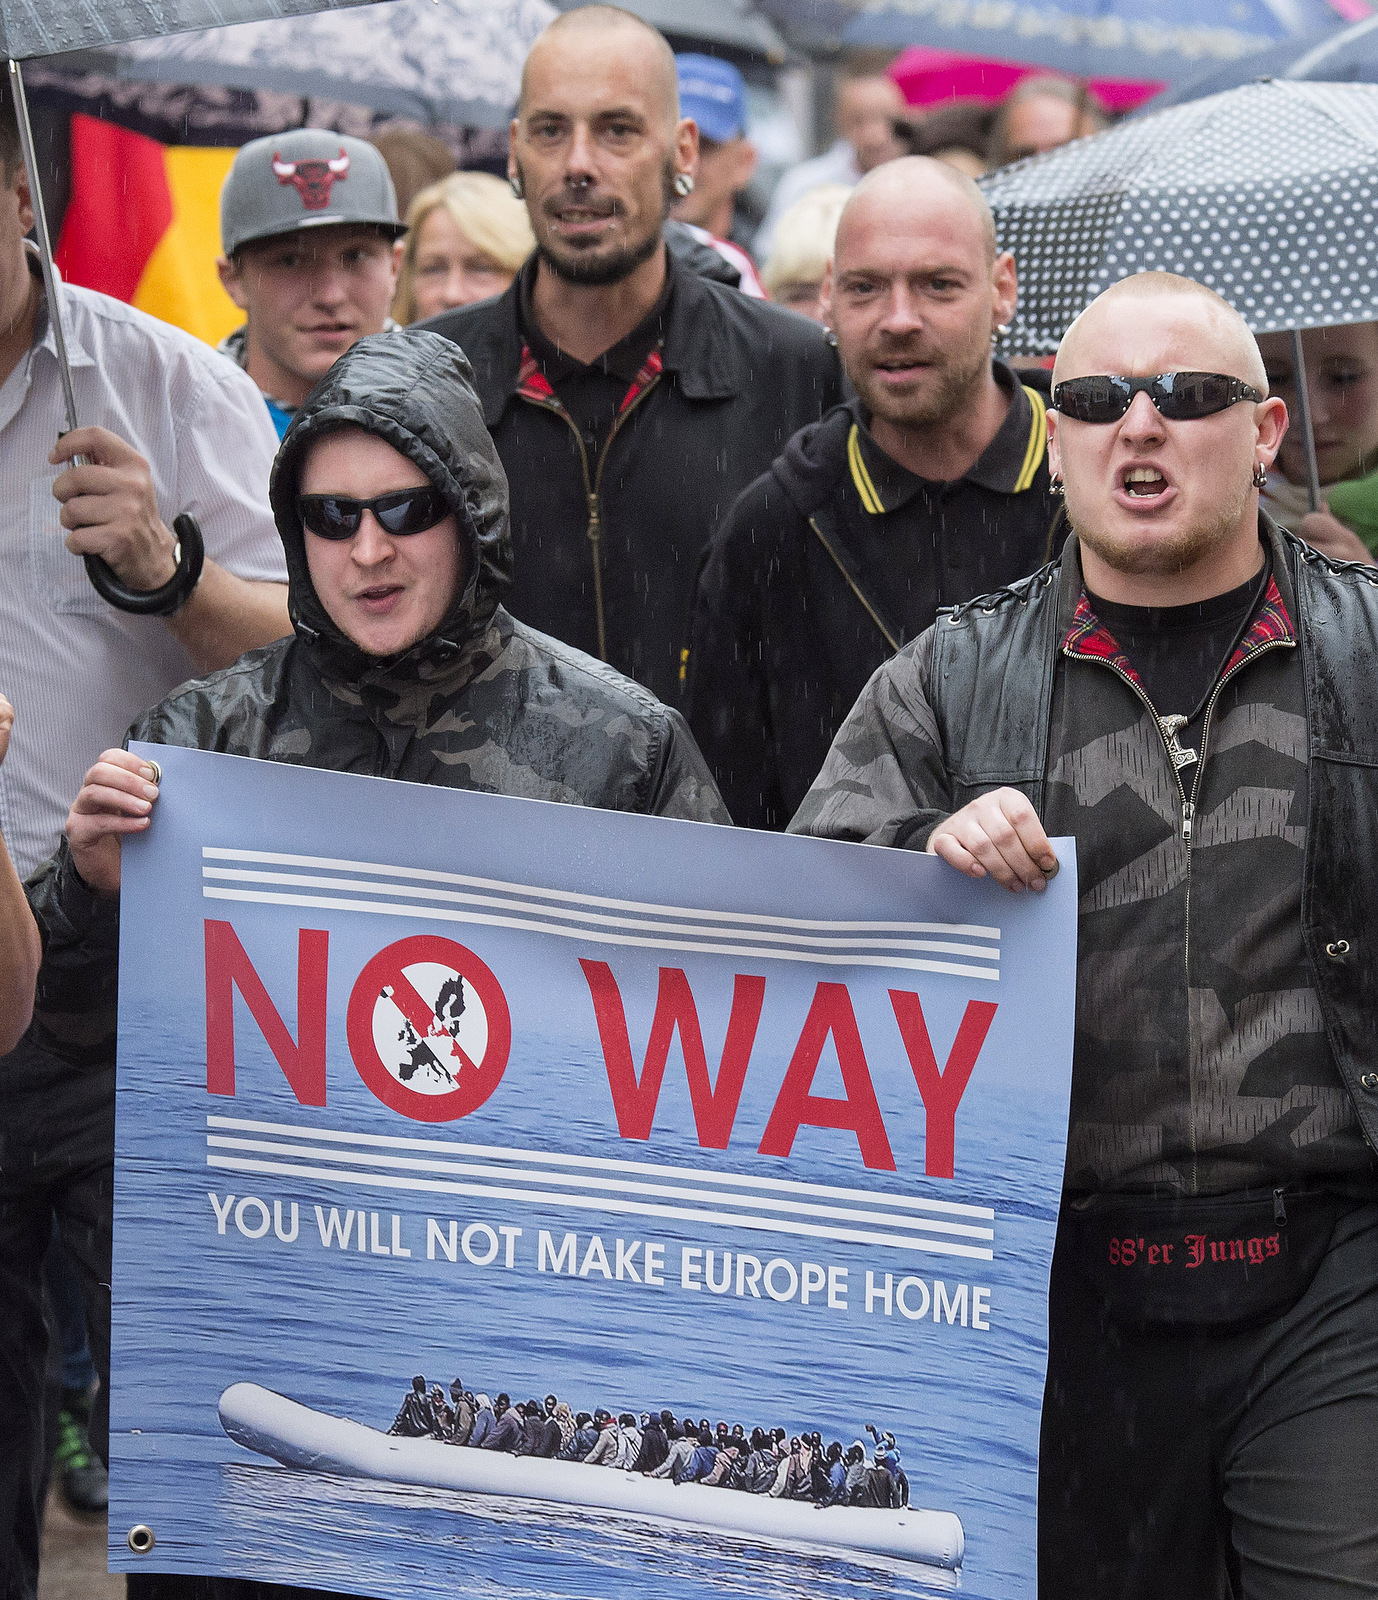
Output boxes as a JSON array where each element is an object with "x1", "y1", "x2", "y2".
[{"x1": 1063, "y1": 473, "x2": 1254, "y2": 578}]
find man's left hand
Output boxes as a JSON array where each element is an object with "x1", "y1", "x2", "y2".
[{"x1": 51, "y1": 426, "x2": 179, "y2": 591}]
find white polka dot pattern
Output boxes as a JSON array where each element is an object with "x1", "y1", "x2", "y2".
[{"x1": 979, "y1": 79, "x2": 1378, "y2": 354}]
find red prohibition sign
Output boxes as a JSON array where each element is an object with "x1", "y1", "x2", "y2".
[{"x1": 346, "y1": 935, "x2": 512, "y2": 1123}]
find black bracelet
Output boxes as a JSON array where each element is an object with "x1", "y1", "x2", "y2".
[{"x1": 83, "y1": 513, "x2": 205, "y2": 616}]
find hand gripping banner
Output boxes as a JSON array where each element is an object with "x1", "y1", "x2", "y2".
[{"x1": 109, "y1": 745, "x2": 1077, "y2": 1600}]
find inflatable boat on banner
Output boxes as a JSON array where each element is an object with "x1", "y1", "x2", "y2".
[{"x1": 219, "y1": 1384, "x2": 965, "y2": 1575}]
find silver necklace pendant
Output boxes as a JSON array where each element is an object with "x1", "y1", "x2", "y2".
[{"x1": 1159, "y1": 713, "x2": 1199, "y2": 770}]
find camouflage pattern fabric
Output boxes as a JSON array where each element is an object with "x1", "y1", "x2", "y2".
[
  {"x1": 791, "y1": 526, "x2": 1378, "y2": 1200},
  {"x1": 28, "y1": 329, "x2": 727, "y2": 1074}
]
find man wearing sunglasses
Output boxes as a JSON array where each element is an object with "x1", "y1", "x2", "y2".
[
  {"x1": 791, "y1": 271, "x2": 1378, "y2": 1596},
  {"x1": 20, "y1": 327, "x2": 727, "y2": 1600}
]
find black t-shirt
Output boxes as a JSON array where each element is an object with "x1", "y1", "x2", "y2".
[
  {"x1": 518, "y1": 257, "x2": 672, "y2": 461},
  {"x1": 1087, "y1": 558, "x2": 1269, "y2": 752}
]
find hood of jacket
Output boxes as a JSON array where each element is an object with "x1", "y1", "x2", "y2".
[
  {"x1": 269, "y1": 328, "x2": 514, "y2": 682},
  {"x1": 769, "y1": 401, "x2": 857, "y2": 520}
]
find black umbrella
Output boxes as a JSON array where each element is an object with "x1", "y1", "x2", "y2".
[
  {"x1": 6, "y1": 0, "x2": 385, "y2": 610},
  {"x1": 981, "y1": 78, "x2": 1378, "y2": 509}
]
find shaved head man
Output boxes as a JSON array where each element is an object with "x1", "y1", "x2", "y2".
[
  {"x1": 1049, "y1": 273, "x2": 1286, "y2": 604},
  {"x1": 422, "y1": 5, "x2": 841, "y2": 702},
  {"x1": 687, "y1": 154, "x2": 1056, "y2": 828},
  {"x1": 513, "y1": 5, "x2": 693, "y2": 306},
  {"x1": 824, "y1": 157, "x2": 1012, "y2": 480},
  {"x1": 793, "y1": 269, "x2": 1378, "y2": 1596}
]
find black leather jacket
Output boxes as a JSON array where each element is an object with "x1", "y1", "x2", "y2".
[{"x1": 792, "y1": 515, "x2": 1378, "y2": 1168}]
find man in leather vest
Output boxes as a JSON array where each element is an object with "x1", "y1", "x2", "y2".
[
  {"x1": 792, "y1": 273, "x2": 1378, "y2": 1598},
  {"x1": 686, "y1": 158, "x2": 1059, "y2": 829}
]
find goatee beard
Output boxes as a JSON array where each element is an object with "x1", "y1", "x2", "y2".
[{"x1": 537, "y1": 225, "x2": 663, "y2": 287}]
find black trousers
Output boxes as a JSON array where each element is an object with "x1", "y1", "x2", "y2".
[
  {"x1": 0, "y1": 1044, "x2": 113, "y2": 1600},
  {"x1": 1039, "y1": 1203, "x2": 1378, "y2": 1599}
]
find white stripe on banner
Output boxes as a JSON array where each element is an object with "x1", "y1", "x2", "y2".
[
  {"x1": 206, "y1": 1115, "x2": 996, "y2": 1262},
  {"x1": 200, "y1": 848, "x2": 1002, "y2": 982}
]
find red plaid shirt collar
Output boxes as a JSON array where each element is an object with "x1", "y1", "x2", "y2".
[
  {"x1": 515, "y1": 343, "x2": 664, "y2": 418},
  {"x1": 1061, "y1": 572, "x2": 1295, "y2": 689}
]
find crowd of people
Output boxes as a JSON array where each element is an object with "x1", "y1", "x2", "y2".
[
  {"x1": 387, "y1": 1376, "x2": 911, "y2": 1509},
  {"x1": 0, "y1": 5, "x2": 1376, "y2": 1600}
]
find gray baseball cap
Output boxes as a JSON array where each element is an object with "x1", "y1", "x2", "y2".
[{"x1": 221, "y1": 129, "x2": 405, "y2": 257}]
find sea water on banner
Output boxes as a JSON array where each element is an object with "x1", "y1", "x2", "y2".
[{"x1": 108, "y1": 744, "x2": 1076, "y2": 1600}]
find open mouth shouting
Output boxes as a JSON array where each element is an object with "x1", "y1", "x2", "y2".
[{"x1": 1116, "y1": 462, "x2": 1175, "y2": 510}]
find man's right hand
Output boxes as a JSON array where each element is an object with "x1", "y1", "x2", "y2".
[
  {"x1": 65, "y1": 749, "x2": 161, "y2": 897},
  {"x1": 926, "y1": 787, "x2": 1059, "y2": 893}
]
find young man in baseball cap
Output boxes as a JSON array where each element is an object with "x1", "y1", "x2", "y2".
[
  {"x1": 217, "y1": 129, "x2": 406, "y2": 437},
  {"x1": 671, "y1": 53, "x2": 765, "y2": 293}
]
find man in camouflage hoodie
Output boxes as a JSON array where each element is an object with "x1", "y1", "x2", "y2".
[
  {"x1": 792, "y1": 275, "x2": 1378, "y2": 1598},
  {"x1": 27, "y1": 327, "x2": 725, "y2": 1600}
]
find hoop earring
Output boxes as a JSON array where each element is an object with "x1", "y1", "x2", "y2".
[
  {"x1": 823, "y1": 327, "x2": 838, "y2": 348},
  {"x1": 1251, "y1": 463, "x2": 1268, "y2": 490},
  {"x1": 1050, "y1": 475, "x2": 1065, "y2": 497},
  {"x1": 673, "y1": 172, "x2": 694, "y2": 198},
  {"x1": 509, "y1": 172, "x2": 524, "y2": 200},
  {"x1": 992, "y1": 323, "x2": 1010, "y2": 344}
]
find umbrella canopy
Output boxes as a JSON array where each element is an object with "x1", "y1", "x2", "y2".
[
  {"x1": 2, "y1": 0, "x2": 383, "y2": 61},
  {"x1": 1151, "y1": 12, "x2": 1378, "y2": 106},
  {"x1": 555, "y1": 0, "x2": 785, "y2": 63},
  {"x1": 843, "y1": 0, "x2": 1366, "y2": 88},
  {"x1": 889, "y1": 43, "x2": 1162, "y2": 111},
  {"x1": 981, "y1": 78, "x2": 1378, "y2": 356},
  {"x1": 75, "y1": 0, "x2": 556, "y2": 128}
]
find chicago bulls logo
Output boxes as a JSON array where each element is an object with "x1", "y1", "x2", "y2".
[{"x1": 272, "y1": 147, "x2": 350, "y2": 210}]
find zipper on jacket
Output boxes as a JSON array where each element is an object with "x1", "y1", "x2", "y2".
[
  {"x1": 1065, "y1": 634, "x2": 1292, "y2": 1191},
  {"x1": 521, "y1": 369, "x2": 663, "y2": 664}
]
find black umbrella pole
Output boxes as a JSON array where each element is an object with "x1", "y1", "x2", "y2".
[
  {"x1": 8, "y1": 59, "x2": 82, "y2": 441},
  {"x1": 1288, "y1": 329, "x2": 1322, "y2": 515}
]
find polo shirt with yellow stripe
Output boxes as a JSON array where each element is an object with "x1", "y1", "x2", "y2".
[{"x1": 824, "y1": 363, "x2": 1055, "y2": 652}]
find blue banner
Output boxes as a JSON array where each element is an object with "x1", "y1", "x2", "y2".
[{"x1": 109, "y1": 744, "x2": 1076, "y2": 1600}]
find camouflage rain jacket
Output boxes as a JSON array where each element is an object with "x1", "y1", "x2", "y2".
[
  {"x1": 29, "y1": 330, "x2": 727, "y2": 1069},
  {"x1": 790, "y1": 516, "x2": 1378, "y2": 1200}
]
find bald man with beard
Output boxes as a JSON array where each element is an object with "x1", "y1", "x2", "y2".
[
  {"x1": 791, "y1": 272, "x2": 1378, "y2": 1597},
  {"x1": 687, "y1": 157, "x2": 1058, "y2": 829},
  {"x1": 423, "y1": 4, "x2": 840, "y2": 704}
]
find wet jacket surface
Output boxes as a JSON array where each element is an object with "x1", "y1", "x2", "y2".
[
  {"x1": 28, "y1": 331, "x2": 727, "y2": 1072},
  {"x1": 422, "y1": 254, "x2": 843, "y2": 702},
  {"x1": 791, "y1": 518, "x2": 1378, "y2": 1200},
  {"x1": 687, "y1": 374, "x2": 1059, "y2": 829}
]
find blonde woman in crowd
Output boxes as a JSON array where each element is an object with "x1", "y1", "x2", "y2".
[
  {"x1": 393, "y1": 171, "x2": 535, "y2": 323},
  {"x1": 759, "y1": 184, "x2": 850, "y2": 322}
]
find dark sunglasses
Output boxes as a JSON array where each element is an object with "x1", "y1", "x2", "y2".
[
  {"x1": 1051, "y1": 371, "x2": 1264, "y2": 424},
  {"x1": 297, "y1": 487, "x2": 450, "y2": 540}
]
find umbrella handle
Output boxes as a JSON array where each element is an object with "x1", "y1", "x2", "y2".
[{"x1": 83, "y1": 514, "x2": 206, "y2": 616}]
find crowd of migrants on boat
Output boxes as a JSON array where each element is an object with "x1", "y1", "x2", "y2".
[{"x1": 386, "y1": 1378, "x2": 910, "y2": 1508}]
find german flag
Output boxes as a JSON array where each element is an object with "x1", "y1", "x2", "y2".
[{"x1": 55, "y1": 113, "x2": 242, "y2": 347}]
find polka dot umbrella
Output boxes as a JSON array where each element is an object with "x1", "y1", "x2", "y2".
[{"x1": 981, "y1": 78, "x2": 1378, "y2": 505}]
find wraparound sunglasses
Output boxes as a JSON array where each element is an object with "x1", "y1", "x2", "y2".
[
  {"x1": 1051, "y1": 371, "x2": 1264, "y2": 424},
  {"x1": 297, "y1": 487, "x2": 450, "y2": 540}
]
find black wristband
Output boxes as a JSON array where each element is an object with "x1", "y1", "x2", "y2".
[{"x1": 83, "y1": 512, "x2": 205, "y2": 617}]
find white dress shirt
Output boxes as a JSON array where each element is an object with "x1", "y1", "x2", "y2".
[{"x1": 0, "y1": 267, "x2": 286, "y2": 876}]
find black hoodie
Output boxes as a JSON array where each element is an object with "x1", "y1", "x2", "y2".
[{"x1": 686, "y1": 380, "x2": 1059, "y2": 830}]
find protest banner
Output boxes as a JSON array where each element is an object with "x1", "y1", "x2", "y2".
[{"x1": 108, "y1": 744, "x2": 1076, "y2": 1600}]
